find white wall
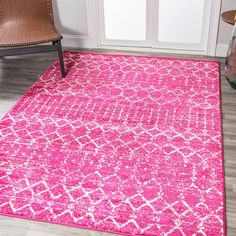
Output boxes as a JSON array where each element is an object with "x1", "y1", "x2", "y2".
[
  {"x1": 216, "y1": 0, "x2": 236, "y2": 57},
  {"x1": 53, "y1": 0, "x2": 98, "y2": 48}
]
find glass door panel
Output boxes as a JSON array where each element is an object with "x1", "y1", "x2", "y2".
[
  {"x1": 158, "y1": 0, "x2": 205, "y2": 44},
  {"x1": 101, "y1": 0, "x2": 147, "y2": 45}
]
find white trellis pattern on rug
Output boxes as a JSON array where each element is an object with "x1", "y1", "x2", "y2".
[{"x1": 0, "y1": 51, "x2": 224, "y2": 235}]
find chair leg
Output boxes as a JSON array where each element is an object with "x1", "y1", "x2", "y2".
[{"x1": 56, "y1": 40, "x2": 66, "y2": 77}]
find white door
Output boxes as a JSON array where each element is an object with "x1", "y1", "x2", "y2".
[{"x1": 98, "y1": 0, "x2": 221, "y2": 55}]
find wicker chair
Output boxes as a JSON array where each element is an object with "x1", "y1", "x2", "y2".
[{"x1": 0, "y1": 0, "x2": 66, "y2": 77}]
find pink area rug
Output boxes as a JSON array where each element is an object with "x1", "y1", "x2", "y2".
[{"x1": 0, "y1": 51, "x2": 225, "y2": 235}]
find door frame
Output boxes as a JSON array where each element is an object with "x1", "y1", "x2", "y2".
[
  {"x1": 206, "y1": 0, "x2": 222, "y2": 56},
  {"x1": 87, "y1": 0, "x2": 222, "y2": 56}
]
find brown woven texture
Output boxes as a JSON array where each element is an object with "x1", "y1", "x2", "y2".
[
  {"x1": 221, "y1": 10, "x2": 236, "y2": 25},
  {"x1": 0, "y1": 0, "x2": 62, "y2": 47}
]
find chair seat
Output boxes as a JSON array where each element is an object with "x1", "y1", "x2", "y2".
[
  {"x1": 0, "y1": 0, "x2": 66, "y2": 77},
  {"x1": 0, "y1": 21, "x2": 62, "y2": 47}
]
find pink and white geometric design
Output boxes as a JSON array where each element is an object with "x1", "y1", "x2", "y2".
[{"x1": 0, "y1": 51, "x2": 225, "y2": 235}]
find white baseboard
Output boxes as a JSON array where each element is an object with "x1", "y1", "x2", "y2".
[
  {"x1": 61, "y1": 34, "x2": 97, "y2": 49},
  {"x1": 61, "y1": 36, "x2": 229, "y2": 58},
  {"x1": 216, "y1": 44, "x2": 228, "y2": 58},
  {"x1": 98, "y1": 45, "x2": 206, "y2": 56}
]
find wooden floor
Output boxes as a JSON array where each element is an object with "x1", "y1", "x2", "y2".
[{"x1": 0, "y1": 49, "x2": 235, "y2": 236}]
